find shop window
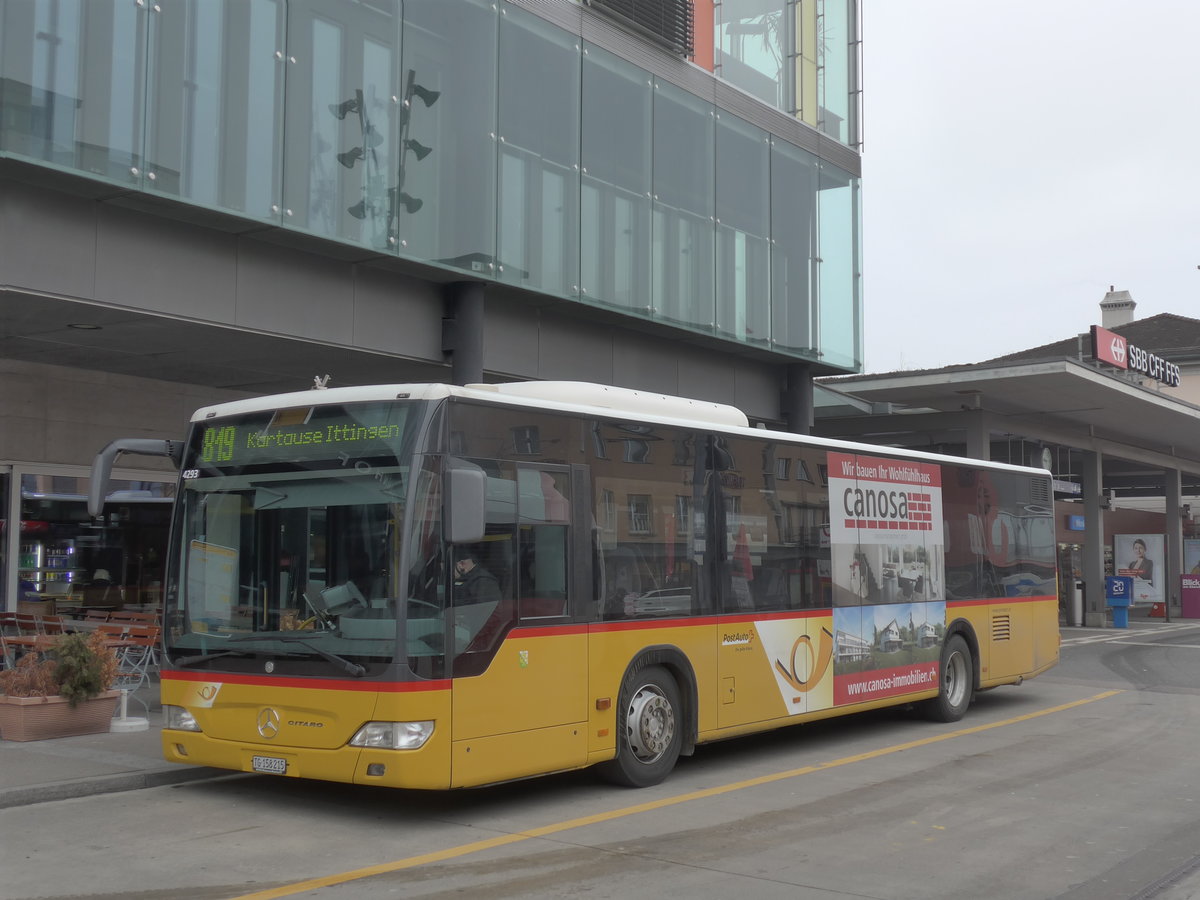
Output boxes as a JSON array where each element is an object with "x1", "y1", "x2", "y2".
[{"x1": 16, "y1": 473, "x2": 175, "y2": 609}]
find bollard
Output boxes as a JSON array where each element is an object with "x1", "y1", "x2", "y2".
[{"x1": 110, "y1": 688, "x2": 150, "y2": 733}]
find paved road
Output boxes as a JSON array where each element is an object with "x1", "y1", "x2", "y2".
[{"x1": 4, "y1": 623, "x2": 1200, "y2": 900}]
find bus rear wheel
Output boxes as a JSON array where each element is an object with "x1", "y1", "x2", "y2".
[
  {"x1": 600, "y1": 665, "x2": 682, "y2": 787},
  {"x1": 925, "y1": 634, "x2": 973, "y2": 722}
]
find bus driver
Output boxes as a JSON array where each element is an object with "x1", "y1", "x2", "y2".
[{"x1": 453, "y1": 553, "x2": 501, "y2": 605}]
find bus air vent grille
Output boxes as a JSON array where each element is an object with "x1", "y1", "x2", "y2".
[
  {"x1": 1030, "y1": 478, "x2": 1052, "y2": 504},
  {"x1": 992, "y1": 614, "x2": 1012, "y2": 642}
]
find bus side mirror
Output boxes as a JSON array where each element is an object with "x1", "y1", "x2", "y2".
[
  {"x1": 446, "y1": 467, "x2": 486, "y2": 545},
  {"x1": 89, "y1": 438, "x2": 184, "y2": 517}
]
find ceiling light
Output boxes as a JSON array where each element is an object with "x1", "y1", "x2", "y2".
[{"x1": 67, "y1": 323, "x2": 103, "y2": 330}]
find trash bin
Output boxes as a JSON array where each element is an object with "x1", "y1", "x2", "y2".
[{"x1": 1105, "y1": 575, "x2": 1134, "y2": 629}]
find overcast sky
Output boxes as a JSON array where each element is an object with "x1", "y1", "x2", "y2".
[{"x1": 859, "y1": 1, "x2": 1200, "y2": 373}]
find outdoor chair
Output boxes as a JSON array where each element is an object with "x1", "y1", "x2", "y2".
[
  {"x1": 0, "y1": 632, "x2": 14, "y2": 670},
  {"x1": 13, "y1": 613, "x2": 44, "y2": 635},
  {"x1": 109, "y1": 624, "x2": 161, "y2": 715}
]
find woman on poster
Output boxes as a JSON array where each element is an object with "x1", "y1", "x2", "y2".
[{"x1": 1127, "y1": 538, "x2": 1154, "y2": 582}]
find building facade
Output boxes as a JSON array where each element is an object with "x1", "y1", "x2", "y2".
[
  {"x1": 817, "y1": 293, "x2": 1200, "y2": 626},
  {"x1": 0, "y1": 0, "x2": 863, "y2": 608}
]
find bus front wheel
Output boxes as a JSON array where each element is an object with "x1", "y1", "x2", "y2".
[
  {"x1": 600, "y1": 665, "x2": 682, "y2": 787},
  {"x1": 925, "y1": 634, "x2": 973, "y2": 722}
]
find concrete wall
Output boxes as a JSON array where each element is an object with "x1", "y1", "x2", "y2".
[
  {"x1": 2, "y1": 175, "x2": 791, "y2": 425},
  {"x1": 0, "y1": 359, "x2": 251, "y2": 468}
]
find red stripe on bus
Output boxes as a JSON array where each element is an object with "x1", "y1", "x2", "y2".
[
  {"x1": 162, "y1": 670, "x2": 451, "y2": 692},
  {"x1": 507, "y1": 624, "x2": 587, "y2": 639}
]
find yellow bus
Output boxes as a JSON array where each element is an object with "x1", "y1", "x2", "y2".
[{"x1": 91, "y1": 381, "x2": 1059, "y2": 789}]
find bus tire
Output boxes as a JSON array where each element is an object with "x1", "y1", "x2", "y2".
[
  {"x1": 925, "y1": 634, "x2": 973, "y2": 722},
  {"x1": 600, "y1": 665, "x2": 682, "y2": 788}
]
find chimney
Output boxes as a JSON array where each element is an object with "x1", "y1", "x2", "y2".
[{"x1": 1100, "y1": 286, "x2": 1136, "y2": 328}]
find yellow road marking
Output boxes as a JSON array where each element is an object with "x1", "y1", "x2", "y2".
[{"x1": 228, "y1": 690, "x2": 1123, "y2": 900}]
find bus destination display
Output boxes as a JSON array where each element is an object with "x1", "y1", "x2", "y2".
[{"x1": 197, "y1": 405, "x2": 411, "y2": 467}]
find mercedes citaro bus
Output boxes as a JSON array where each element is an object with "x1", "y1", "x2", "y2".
[{"x1": 90, "y1": 381, "x2": 1059, "y2": 789}]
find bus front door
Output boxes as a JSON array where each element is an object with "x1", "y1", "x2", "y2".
[{"x1": 449, "y1": 464, "x2": 588, "y2": 787}]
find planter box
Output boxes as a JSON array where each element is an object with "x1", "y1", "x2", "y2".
[{"x1": 0, "y1": 691, "x2": 120, "y2": 741}]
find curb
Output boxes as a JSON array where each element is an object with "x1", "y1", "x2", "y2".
[{"x1": 0, "y1": 765, "x2": 233, "y2": 810}]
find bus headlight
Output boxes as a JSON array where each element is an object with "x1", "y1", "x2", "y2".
[
  {"x1": 163, "y1": 705, "x2": 201, "y2": 732},
  {"x1": 349, "y1": 720, "x2": 434, "y2": 750}
]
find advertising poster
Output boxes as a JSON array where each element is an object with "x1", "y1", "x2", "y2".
[
  {"x1": 825, "y1": 452, "x2": 947, "y2": 706},
  {"x1": 1114, "y1": 534, "x2": 1164, "y2": 605},
  {"x1": 1185, "y1": 539, "x2": 1200, "y2": 576},
  {"x1": 1183, "y1": 540, "x2": 1200, "y2": 617}
]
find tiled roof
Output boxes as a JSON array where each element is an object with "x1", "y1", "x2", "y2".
[
  {"x1": 824, "y1": 312, "x2": 1200, "y2": 384},
  {"x1": 982, "y1": 313, "x2": 1200, "y2": 365}
]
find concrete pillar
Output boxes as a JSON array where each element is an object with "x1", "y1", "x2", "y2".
[
  {"x1": 783, "y1": 363, "x2": 813, "y2": 434},
  {"x1": 1081, "y1": 450, "x2": 1106, "y2": 627},
  {"x1": 963, "y1": 410, "x2": 989, "y2": 461},
  {"x1": 1165, "y1": 466, "x2": 1183, "y2": 621},
  {"x1": 442, "y1": 281, "x2": 485, "y2": 386}
]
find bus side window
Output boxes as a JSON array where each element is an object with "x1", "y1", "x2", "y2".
[{"x1": 517, "y1": 468, "x2": 571, "y2": 620}]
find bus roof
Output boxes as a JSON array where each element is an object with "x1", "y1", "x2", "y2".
[
  {"x1": 190, "y1": 381, "x2": 748, "y2": 427},
  {"x1": 188, "y1": 381, "x2": 1048, "y2": 477}
]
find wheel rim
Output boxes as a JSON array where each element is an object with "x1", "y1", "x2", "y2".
[
  {"x1": 943, "y1": 648, "x2": 968, "y2": 708},
  {"x1": 624, "y1": 684, "x2": 676, "y2": 764}
]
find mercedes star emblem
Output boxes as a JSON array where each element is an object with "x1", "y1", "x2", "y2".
[{"x1": 257, "y1": 707, "x2": 280, "y2": 739}]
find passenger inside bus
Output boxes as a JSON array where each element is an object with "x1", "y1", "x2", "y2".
[
  {"x1": 452, "y1": 553, "x2": 501, "y2": 605},
  {"x1": 452, "y1": 546, "x2": 515, "y2": 667}
]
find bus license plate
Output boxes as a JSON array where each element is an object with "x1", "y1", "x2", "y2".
[{"x1": 251, "y1": 755, "x2": 288, "y2": 775}]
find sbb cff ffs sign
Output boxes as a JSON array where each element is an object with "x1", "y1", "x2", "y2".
[{"x1": 1091, "y1": 325, "x2": 1181, "y2": 387}]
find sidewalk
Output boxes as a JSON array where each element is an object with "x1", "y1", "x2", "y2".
[
  {"x1": 0, "y1": 689, "x2": 227, "y2": 809},
  {"x1": 5, "y1": 616, "x2": 1200, "y2": 809}
]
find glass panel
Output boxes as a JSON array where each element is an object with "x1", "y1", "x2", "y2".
[
  {"x1": 593, "y1": 422, "x2": 707, "y2": 620},
  {"x1": 404, "y1": 458, "x2": 445, "y2": 680},
  {"x1": 281, "y1": 1, "x2": 401, "y2": 251},
  {"x1": 517, "y1": 468, "x2": 570, "y2": 619},
  {"x1": 17, "y1": 473, "x2": 174, "y2": 609},
  {"x1": 714, "y1": 0, "x2": 790, "y2": 111},
  {"x1": 715, "y1": 112, "x2": 770, "y2": 344},
  {"x1": 652, "y1": 79, "x2": 714, "y2": 329},
  {"x1": 770, "y1": 138, "x2": 817, "y2": 355},
  {"x1": 0, "y1": 471, "x2": 8, "y2": 605},
  {"x1": 165, "y1": 402, "x2": 424, "y2": 675},
  {"x1": 400, "y1": 0, "x2": 497, "y2": 274},
  {"x1": 718, "y1": 437, "x2": 829, "y2": 612},
  {"x1": 818, "y1": 0, "x2": 850, "y2": 144},
  {"x1": 0, "y1": 0, "x2": 148, "y2": 186},
  {"x1": 144, "y1": 0, "x2": 284, "y2": 221},
  {"x1": 817, "y1": 162, "x2": 861, "y2": 370},
  {"x1": 496, "y1": 6, "x2": 580, "y2": 296},
  {"x1": 581, "y1": 43, "x2": 651, "y2": 310}
]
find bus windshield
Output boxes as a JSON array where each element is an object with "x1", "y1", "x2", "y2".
[{"x1": 164, "y1": 400, "x2": 435, "y2": 677}]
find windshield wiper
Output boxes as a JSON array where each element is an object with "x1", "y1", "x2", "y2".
[
  {"x1": 228, "y1": 632, "x2": 366, "y2": 677},
  {"x1": 175, "y1": 649, "x2": 257, "y2": 668}
]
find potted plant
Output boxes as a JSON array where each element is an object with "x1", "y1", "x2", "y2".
[{"x1": 0, "y1": 631, "x2": 121, "y2": 741}]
